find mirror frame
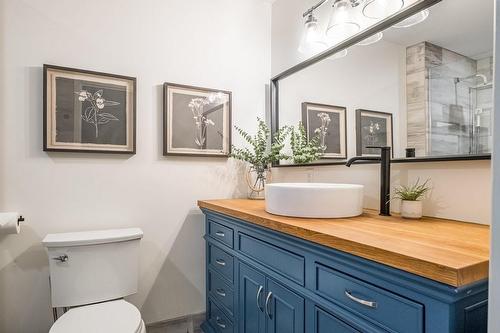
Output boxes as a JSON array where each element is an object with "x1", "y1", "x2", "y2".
[{"x1": 270, "y1": 0, "x2": 492, "y2": 167}]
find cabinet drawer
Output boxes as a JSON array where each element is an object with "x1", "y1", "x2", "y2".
[
  {"x1": 208, "y1": 269, "x2": 234, "y2": 316},
  {"x1": 209, "y1": 299, "x2": 234, "y2": 333},
  {"x1": 209, "y1": 244, "x2": 234, "y2": 282},
  {"x1": 315, "y1": 307, "x2": 360, "y2": 333},
  {"x1": 238, "y1": 232, "x2": 305, "y2": 285},
  {"x1": 208, "y1": 219, "x2": 234, "y2": 249},
  {"x1": 315, "y1": 263, "x2": 424, "y2": 333}
]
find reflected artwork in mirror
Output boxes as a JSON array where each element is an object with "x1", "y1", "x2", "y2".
[
  {"x1": 302, "y1": 103, "x2": 347, "y2": 159},
  {"x1": 355, "y1": 109, "x2": 393, "y2": 157},
  {"x1": 272, "y1": 0, "x2": 493, "y2": 166}
]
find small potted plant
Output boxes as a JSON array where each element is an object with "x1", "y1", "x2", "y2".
[
  {"x1": 231, "y1": 118, "x2": 290, "y2": 200},
  {"x1": 392, "y1": 178, "x2": 431, "y2": 219}
]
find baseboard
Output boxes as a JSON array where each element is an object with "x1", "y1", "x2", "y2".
[{"x1": 146, "y1": 312, "x2": 205, "y2": 332}]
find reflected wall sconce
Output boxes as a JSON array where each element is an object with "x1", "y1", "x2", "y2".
[
  {"x1": 362, "y1": 0, "x2": 404, "y2": 19},
  {"x1": 392, "y1": 8, "x2": 429, "y2": 28}
]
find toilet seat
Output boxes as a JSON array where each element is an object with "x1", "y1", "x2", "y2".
[{"x1": 49, "y1": 299, "x2": 145, "y2": 333}]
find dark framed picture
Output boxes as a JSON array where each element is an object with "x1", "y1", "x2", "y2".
[
  {"x1": 43, "y1": 65, "x2": 136, "y2": 154},
  {"x1": 356, "y1": 109, "x2": 394, "y2": 156},
  {"x1": 163, "y1": 83, "x2": 232, "y2": 157},
  {"x1": 302, "y1": 102, "x2": 347, "y2": 159}
]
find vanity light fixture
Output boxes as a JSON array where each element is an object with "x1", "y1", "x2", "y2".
[
  {"x1": 362, "y1": 0, "x2": 404, "y2": 19},
  {"x1": 392, "y1": 9, "x2": 429, "y2": 28},
  {"x1": 299, "y1": 0, "x2": 362, "y2": 54},
  {"x1": 326, "y1": 0, "x2": 361, "y2": 43},
  {"x1": 298, "y1": 13, "x2": 328, "y2": 54},
  {"x1": 298, "y1": 0, "x2": 428, "y2": 54}
]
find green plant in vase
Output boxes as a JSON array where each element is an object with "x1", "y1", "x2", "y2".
[
  {"x1": 231, "y1": 118, "x2": 290, "y2": 199},
  {"x1": 392, "y1": 178, "x2": 431, "y2": 219},
  {"x1": 290, "y1": 122, "x2": 324, "y2": 164}
]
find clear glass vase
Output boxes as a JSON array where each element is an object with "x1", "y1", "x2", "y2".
[{"x1": 246, "y1": 164, "x2": 270, "y2": 200}]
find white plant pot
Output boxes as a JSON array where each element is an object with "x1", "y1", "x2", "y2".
[{"x1": 400, "y1": 200, "x2": 423, "y2": 219}]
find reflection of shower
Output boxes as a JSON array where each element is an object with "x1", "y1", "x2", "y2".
[
  {"x1": 452, "y1": 73, "x2": 493, "y2": 154},
  {"x1": 454, "y1": 73, "x2": 489, "y2": 86},
  {"x1": 427, "y1": 70, "x2": 493, "y2": 155}
]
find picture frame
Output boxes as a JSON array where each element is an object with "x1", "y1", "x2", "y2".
[
  {"x1": 163, "y1": 83, "x2": 232, "y2": 157},
  {"x1": 301, "y1": 102, "x2": 347, "y2": 159},
  {"x1": 356, "y1": 109, "x2": 394, "y2": 156},
  {"x1": 43, "y1": 64, "x2": 136, "y2": 154}
]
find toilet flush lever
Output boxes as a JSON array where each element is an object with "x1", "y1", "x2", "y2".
[{"x1": 52, "y1": 255, "x2": 69, "y2": 263}]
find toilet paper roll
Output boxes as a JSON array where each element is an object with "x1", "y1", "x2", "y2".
[{"x1": 0, "y1": 212, "x2": 21, "y2": 235}]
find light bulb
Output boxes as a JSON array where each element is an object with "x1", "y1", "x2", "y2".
[
  {"x1": 326, "y1": 0, "x2": 360, "y2": 44},
  {"x1": 392, "y1": 9, "x2": 429, "y2": 28},
  {"x1": 298, "y1": 13, "x2": 328, "y2": 54},
  {"x1": 362, "y1": 0, "x2": 404, "y2": 19}
]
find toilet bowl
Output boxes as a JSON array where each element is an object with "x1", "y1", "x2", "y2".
[
  {"x1": 42, "y1": 228, "x2": 145, "y2": 333},
  {"x1": 49, "y1": 300, "x2": 146, "y2": 333}
]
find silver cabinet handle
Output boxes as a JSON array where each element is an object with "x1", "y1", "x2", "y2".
[
  {"x1": 215, "y1": 231, "x2": 225, "y2": 237},
  {"x1": 52, "y1": 255, "x2": 69, "y2": 262},
  {"x1": 216, "y1": 288, "x2": 226, "y2": 297},
  {"x1": 215, "y1": 259, "x2": 226, "y2": 266},
  {"x1": 265, "y1": 291, "x2": 273, "y2": 319},
  {"x1": 256, "y1": 285, "x2": 264, "y2": 312},
  {"x1": 215, "y1": 316, "x2": 226, "y2": 329},
  {"x1": 344, "y1": 290, "x2": 377, "y2": 309}
]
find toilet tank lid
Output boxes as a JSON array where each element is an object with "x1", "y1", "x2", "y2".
[{"x1": 42, "y1": 228, "x2": 143, "y2": 247}]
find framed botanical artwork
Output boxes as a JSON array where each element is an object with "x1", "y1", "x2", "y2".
[
  {"x1": 301, "y1": 102, "x2": 347, "y2": 159},
  {"x1": 43, "y1": 65, "x2": 136, "y2": 154},
  {"x1": 356, "y1": 109, "x2": 394, "y2": 156},
  {"x1": 163, "y1": 83, "x2": 232, "y2": 157}
]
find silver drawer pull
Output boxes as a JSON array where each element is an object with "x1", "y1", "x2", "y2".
[
  {"x1": 52, "y1": 255, "x2": 69, "y2": 263},
  {"x1": 344, "y1": 290, "x2": 377, "y2": 309},
  {"x1": 256, "y1": 285, "x2": 264, "y2": 312},
  {"x1": 216, "y1": 288, "x2": 226, "y2": 297},
  {"x1": 265, "y1": 291, "x2": 273, "y2": 319},
  {"x1": 215, "y1": 231, "x2": 225, "y2": 237},
  {"x1": 215, "y1": 316, "x2": 226, "y2": 329},
  {"x1": 215, "y1": 259, "x2": 226, "y2": 266}
]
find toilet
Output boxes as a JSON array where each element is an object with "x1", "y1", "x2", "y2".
[{"x1": 42, "y1": 228, "x2": 146, "y2": 333}]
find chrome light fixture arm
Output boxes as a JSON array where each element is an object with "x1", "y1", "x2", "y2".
[{"x1": 303, "y1": 0, "x2": 363, "y2": 17}]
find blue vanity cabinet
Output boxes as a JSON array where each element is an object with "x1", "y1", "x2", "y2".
[
  {"x1": 238, "y1": 262, "x2": 305, "y2": 333},
  {"x1": 238, "y1": 262, "x2": 266, "y2": 333},
  {"x1": 315, "y1": 307, "x2": 362, "y2": 333},
  {"x1": 200, "y1": 209, "x2": 488, "y2": 333},
  {"x1": 266, "y1": 278, "x2": 305, "y2": 333}
]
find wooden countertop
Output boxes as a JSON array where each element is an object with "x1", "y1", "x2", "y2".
[{"x1": 198, "y1": 199, "x2": 490, "y2": 287}]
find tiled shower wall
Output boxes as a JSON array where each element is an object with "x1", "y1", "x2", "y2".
[{"x1": 406, "y1": 42, "x2": 493, "y2": 156}]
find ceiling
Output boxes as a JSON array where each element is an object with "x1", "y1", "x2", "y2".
[{"x1": 383, "y1": 0, "x2": 494, "y2": 59}]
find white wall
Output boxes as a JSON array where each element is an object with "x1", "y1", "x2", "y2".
[
  {"x1": 488, "y1": 0, "x2": 500, "y2": 330},
  {"x1": 0, "y1": 0, "x2": 271, "y2": 332},
  {"x1": 271, "y1": 0, "x2": 492, "y2": 225}
]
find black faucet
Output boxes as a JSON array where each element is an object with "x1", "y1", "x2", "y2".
[{"x1": 346, "y1": 147, "x2": 391, "y2": 216}]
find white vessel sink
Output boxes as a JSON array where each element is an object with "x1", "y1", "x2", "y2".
[{"x1": 265, "y1": 183, "x2": 364, "y2": 218}]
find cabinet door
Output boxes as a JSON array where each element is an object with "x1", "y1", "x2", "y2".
[
  {"x1": 239, "y1": 263, "x2": 266, "y2": 333},
  {"x1": 266, "y1": 278, "x2": 305, "y2": 333}
]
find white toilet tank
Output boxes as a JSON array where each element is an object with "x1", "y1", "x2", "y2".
[{"x1": 42, "y1": 228, "x2": 143, "y2": 308}]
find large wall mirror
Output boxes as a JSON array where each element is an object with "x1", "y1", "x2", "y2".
[{"x1": 272, "y1": 0, "x2": 494, "y2": 166}]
